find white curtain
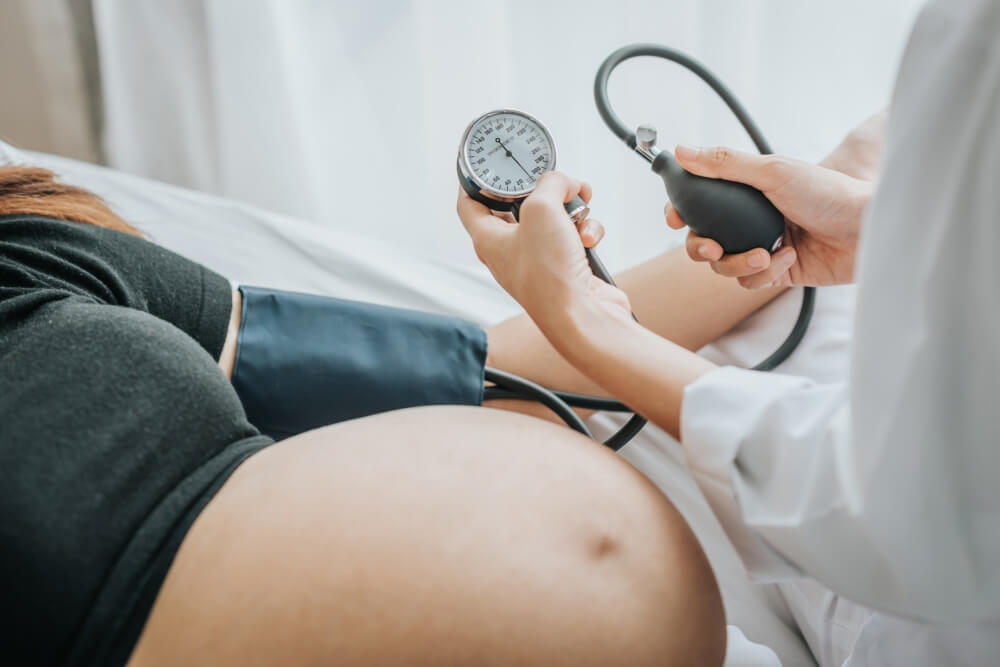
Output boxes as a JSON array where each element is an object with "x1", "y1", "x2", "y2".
[{"x1": 93, "y1": 0, "x2": 924, "y2": 270}]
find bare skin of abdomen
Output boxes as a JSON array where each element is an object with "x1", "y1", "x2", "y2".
[{"x1": 127, "y1": 406, "x2": 726, "y2": 666}]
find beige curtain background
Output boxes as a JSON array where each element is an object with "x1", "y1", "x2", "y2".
[{"x1": 0, "y1": 0, "x2": 100, "y2": 162}]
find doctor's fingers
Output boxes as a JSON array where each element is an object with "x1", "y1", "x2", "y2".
[
  {"x1": 522, "y1": 172, "x2": 591, "y2": 220},
  {"x1": 456, "y1": 190, "x2": 515, "y2": 262},
  {"x1": 731, "y1": 247, "x2": 797, "y2": 289},
  {"x1": 576, "y1": 218, "x2": 605, "y2": 248},
  {"x1": 665, "y1": 205, "x2": 687, "y2": 230},
  {"x1": 532, "y1": 171, "x2": 592, "y2": 203},
  {"x1": 681, "y1": 228, "x2": 725, "y2": 262},
  {"x1": 455, "y1": 188, "x2": 601, "y2": 252},
  {"x1": 673, "y1": 145, "x2": 797, "y2": 192},
  {"x1": 703, "y1": 244, "x2": 776, "y2": 278},
  {"x1": 670, "y1": 208, "x2": 734, "y2": 264}
]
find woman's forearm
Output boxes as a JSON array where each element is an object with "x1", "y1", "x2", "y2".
[
  {"x1": 614, "y1": 247, "x2": 784, "y2": 350},
  {"x1": 218, "y1": 288, "x2": 242, "y2": 378}
]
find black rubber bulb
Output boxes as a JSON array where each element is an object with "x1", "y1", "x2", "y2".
[{"x1": 651, "y1": 151, "x2": 785, "y2": 255}]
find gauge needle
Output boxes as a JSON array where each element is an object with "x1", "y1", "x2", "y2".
[{"x1": 496, "y1": 138, "x2": 534, "y2": 181}]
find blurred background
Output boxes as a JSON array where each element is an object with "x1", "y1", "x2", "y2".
[{"x1": 0, "y1": 0, "x2": 924, "y2": 271}]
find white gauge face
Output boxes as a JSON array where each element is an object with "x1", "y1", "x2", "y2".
[{"x1": 462, "y1": 111, "x2": 555, "y2": 197}]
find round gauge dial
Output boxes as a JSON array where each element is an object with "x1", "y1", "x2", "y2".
[{"x1": 459, "y1": 109, "x2": 556, "y2": 200}]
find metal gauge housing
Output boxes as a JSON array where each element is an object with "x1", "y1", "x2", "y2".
[{"x1": 457, "y1": 109, "x2": 557, "y2": 211}]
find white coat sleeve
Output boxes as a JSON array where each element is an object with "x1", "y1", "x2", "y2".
[{"x1": 680, "y1": 0, "x2": 1000, "y2": 624}]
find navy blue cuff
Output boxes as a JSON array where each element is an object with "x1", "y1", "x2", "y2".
[{"x1": 232, "y1": 286, "x2": 487, "y2": 439}]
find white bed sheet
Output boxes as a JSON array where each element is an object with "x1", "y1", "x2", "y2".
[{"x1": 2, "y1": 142, "x2": 863, "y2": 666}]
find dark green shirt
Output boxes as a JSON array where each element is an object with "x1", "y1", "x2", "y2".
[{"x1": 0, "y1": 215, "x2": 272, "y2": 666}]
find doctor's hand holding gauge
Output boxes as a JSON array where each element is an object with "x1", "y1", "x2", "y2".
[
  {"x1": 457, "y1": 48, "x2": 813, "y2": 445},
  {"x1": 458, "y1": 0, "x2": 1000, "y2": 663},
  {"x1": 456, "y1": 110, "x2": 624, "y2": 325}
]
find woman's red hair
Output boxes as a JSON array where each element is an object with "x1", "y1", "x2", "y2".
[{"x1": 0, "y1": 165, "x2": 140, "y2": 236}]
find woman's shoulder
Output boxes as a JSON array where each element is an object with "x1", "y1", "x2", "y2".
[
  {"x1": 0, "y1": 212, "x2": 127, "y2": 250},
  {"x1": 0, "y1": 213, "x2": 233, "y2": 360},
  {"x1": 0, "y1": 214, "x2": 148, "y2": 303}
]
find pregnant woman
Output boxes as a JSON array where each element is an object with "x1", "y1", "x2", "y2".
[
  {"x1": 1, "y1": 164, "x2": 730, "y2": 666},
  {"x1": 1, "y1": 103, "x2": 879, "y2": 666}
]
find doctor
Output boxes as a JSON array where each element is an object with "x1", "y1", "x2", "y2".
[{"x1": 457, "y1": 0, "x2": 999, "y2": 664}]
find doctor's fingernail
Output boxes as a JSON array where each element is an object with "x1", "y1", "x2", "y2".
[
  {"x1": 699, "y1": 244, "x2": 714, "y2": 258},
  {"x1": 774, "y1": 251, "x2": 796, "y2": 268},
  {"x1": 748, "y1": 252, "x2": 768, "y2": 268},
  {"x1": 675, "y1": 145, "x2": 700, "y2": 161}
]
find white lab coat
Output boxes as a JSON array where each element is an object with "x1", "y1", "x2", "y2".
[{"x1": 679, "y1": 0, "x2": 1000, "y2": 664}]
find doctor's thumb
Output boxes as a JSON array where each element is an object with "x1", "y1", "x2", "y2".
[{"x1": 674, "y1": 145, "x2": 785, "y2": 191}]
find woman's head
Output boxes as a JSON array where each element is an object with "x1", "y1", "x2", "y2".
[{"x1": 0, "y1": 166, "x2": 139, "y2": 236}]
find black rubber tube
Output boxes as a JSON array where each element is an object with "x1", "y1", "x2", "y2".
[
  {"x1": 594, "y1": 43, "x2": 815, "y2": 373},
  {"x1": 483, "y1": 386, "x2": 633, "y2": 412},
  {"x1": 483, "y1": 367, "x2": 593, "y2": 439},
  {"x1": 595, "y1": 44, "x2": 773, "y2": 153}
]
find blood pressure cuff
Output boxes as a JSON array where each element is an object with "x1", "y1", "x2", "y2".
[{"x1": 232, "y1": 286, "x2": 487, "y2": 439}]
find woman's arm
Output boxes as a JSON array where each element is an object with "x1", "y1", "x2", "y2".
[
  {"x1": 218, "y1": 288, "x2": 242, "y2": 378},
  {"x1": 486, "y1": 249, "x2": 780, "y2": 399}
]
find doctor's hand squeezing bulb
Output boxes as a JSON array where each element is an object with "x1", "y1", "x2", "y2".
[
  {"x1": 595, "y1": 44, "x2": 794, "y2": 256},
  {"x1": 637, "y1": 127, "x2": 786, "y2": 255}
]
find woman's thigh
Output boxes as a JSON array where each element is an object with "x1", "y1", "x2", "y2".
[{"x1": 128, "y1": 406, "x2": 725, "y2": 666}]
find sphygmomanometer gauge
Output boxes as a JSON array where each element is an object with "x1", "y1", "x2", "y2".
[{"x1": 457, "y1": 109, "x2": 561, "y2": 212}]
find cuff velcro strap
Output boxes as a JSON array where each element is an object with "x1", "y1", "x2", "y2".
[{"x1": 232, "y1": 286, "x2": 487, "y2": 439}]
